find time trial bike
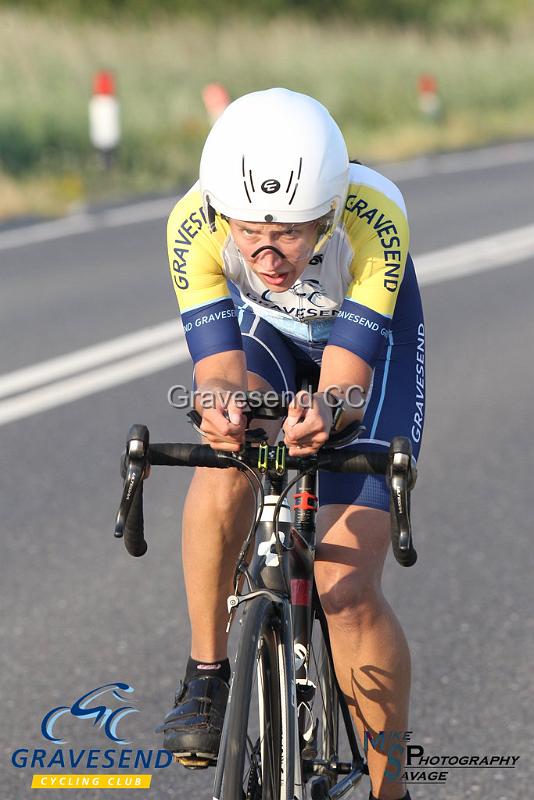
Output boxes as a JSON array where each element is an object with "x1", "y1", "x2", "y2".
[{"x1": 115, "y1": 390, "x2": 417, "y2": 799}]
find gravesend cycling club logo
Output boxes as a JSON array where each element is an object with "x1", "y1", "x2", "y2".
[
  {"x1": 41, "y1": 682, "x2": 138, "y2": 745},
  {"x1": 11, "y1": 681, "x2": 172, "y2": 791}
]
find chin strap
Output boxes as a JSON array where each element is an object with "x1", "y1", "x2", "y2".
[{"x1": 207, "y1": 200, "x2": 217, "y2": 233}]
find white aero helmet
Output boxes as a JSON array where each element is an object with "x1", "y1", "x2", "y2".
[{"x1": 200, "y1": 88, "x2": 349, "y2": 238}]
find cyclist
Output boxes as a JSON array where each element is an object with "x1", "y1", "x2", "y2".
[{"x1": 157, "y1": 88, "x2": 424, "y2": 800}]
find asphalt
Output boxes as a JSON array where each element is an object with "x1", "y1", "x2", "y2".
[{"x1": 0, "y1": 152, "x2": 533, "y2": 800}]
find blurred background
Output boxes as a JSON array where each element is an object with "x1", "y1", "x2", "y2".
[
  {"x1": 1, "y1": 4, "x2": 533, "y2": 799},
  {"x1": 1, "y1": 0, "x2": 534, "y2": 218}
]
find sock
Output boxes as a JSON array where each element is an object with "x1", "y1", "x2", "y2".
[
  {"x1": 369, "y1": 792, "x2": 411, "y2": 800},
  {"x1": 185, "y1": 656, "x2": 231, "y2": 684}
]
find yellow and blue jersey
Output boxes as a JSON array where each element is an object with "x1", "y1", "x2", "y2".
[{"x1": 167, "y1": 163, "x2": 411, "y2": 368}]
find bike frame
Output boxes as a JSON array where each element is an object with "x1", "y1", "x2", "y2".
[
  {"x1": 115, "y1": 402, "x2": 417, "y2": 797},
  {"x1": 213, "y1": 462, "x2": 367, "y2": 800}
]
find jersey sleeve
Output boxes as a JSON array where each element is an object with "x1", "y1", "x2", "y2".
[
  {"x1": 167, "y1": 185, "x2": 243, "y2": 363},
  {"x1": 328, "y1": 172, "x2": 410, "y2": 366}
]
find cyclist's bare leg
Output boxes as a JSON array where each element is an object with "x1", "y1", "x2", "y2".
[
  {"x1": 182, "y1": 373, "x2": 281, "y2": 664},
  {"x1": 315, "y1": 504, "x2": 410, "y2": 800}
]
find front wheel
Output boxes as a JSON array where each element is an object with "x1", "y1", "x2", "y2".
[{"x1": 219, "y1": 595, "x2": 295, "y2": 800}]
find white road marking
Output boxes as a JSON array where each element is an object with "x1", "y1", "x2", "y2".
[
  {"x1": 0, "y1": 197, "x2": 174, "y2": 252},
  {"x1": 0, "y1": 214, "x2": 96, "y2": 250},
  {"x1": 0, "y1": 340, "x2": 189, "y2": 427},
  {"x1": 382, "y1": 140, "x2": 534, "y2": 181},
  {"x1": 1, "y1": 141, "x2": 533, "y2": 252},
  {"x1": 0, "y1": 222, "x2": 533, "y2": 426},
  {"x1": 102, "y1": 197, "x2": 174, "y2": 227},
  {"x1": 0, "y1": 319, "x2": 180, "y2": 400},
  {"x1": 416, "y1": 222, "x2": 534, "y2": 285}
]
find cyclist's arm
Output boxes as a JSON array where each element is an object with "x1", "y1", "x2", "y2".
[
  {"x1": 319, "y1": 182, "x2": 409, "y2": 428},
  {"x1": 193, "y1": 350, "x2": 248, "y2": 451},
  {"x1": 318, "y1": 346, "x2": 371, "y2": 424},
  {"x1": 167, "y1": 188, "x2": 247, "y2": 450},
  {"x1": 327, "y1": 177, "x2": 410, "y2": 369},
  {"x1": 284, "y1": 347, "x2": 371, "y2": 455},
  {"x1": 285, "y1": 175, "x2": 410, "y2": 451},
  {"x1": 194, "y1": 350, "x2": 248, "y2": 398},
  {"x1": 167, "y1": 187, "x2": 241, "y2": 361}
]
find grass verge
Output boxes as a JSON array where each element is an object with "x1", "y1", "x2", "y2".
[{"x1": 1, "y1": 9, "x2": 534, "y2": 218}]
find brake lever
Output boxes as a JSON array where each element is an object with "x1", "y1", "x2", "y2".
[
  {"x1": 114, "y1": 424, "x2": 149, "y2": 538},
  {"x1": 187, "y1": 409, "x2": 203, "y2": 436},
  {"x1": 390, "y1": 468, "x2": 411, "y2": 550},
  {"x1": 388, "y1": 436, "x2": 418, "y2": 566}
]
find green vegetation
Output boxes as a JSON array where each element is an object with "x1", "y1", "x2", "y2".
[
  {"x1": 1, "y1": 5, "x2": 534, "y2": 217},
  {"x1": 2, "y1": 0, "x2": 534, "y2": 34}
]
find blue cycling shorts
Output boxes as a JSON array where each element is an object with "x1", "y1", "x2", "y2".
[{"x1": 238, "y1": 255, "x2": 426, "y2": 512}]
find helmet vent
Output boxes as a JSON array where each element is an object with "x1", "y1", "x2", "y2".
[
  {"x1": 287, "y1": 157, "x2": 303, "y2": 205},
  {"x1": 242, "y1": 155, "x2": 255, "y2": 203},
  {"x1": 241, "y1": 154, "x2": 303, "y2": 206}
]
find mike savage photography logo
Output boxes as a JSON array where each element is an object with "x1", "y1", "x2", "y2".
[
  {"x1": 364, "y1": 730, "x2": 521, "y2": 788},
  {"x1": 11, "y1": 681, "x2": 172, "y2": 791}
]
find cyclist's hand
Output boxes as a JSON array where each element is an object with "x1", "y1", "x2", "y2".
[
  {"x1": 199, "y1": 393, "x2": 246, "y2": 452},
  {"x1": 283, "y1": 391, "x2": 331, "y2": 456}
]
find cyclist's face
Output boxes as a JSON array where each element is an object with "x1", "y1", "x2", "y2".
[{"x1": 229, "y1": 219, "x2": 320, "y2": 292}]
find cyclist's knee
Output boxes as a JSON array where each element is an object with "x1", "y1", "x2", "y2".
[
  {"x1": 314, "y1": 504, "x2": 390, "y2": 626},
  {"x1": 190, "y1": 466, "x2": 251, "y2": 506},
  {"x1": 315, "y1": 560, "x2": 383, "y2": 627}
]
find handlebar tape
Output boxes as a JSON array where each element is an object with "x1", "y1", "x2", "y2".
[{"x1": 148, "y1": 444, "x2": 231, "y2": 468}]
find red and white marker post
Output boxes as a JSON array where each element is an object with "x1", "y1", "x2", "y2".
[
  {"x1": 89, "y1": 71, "x2": 121, "y2": 168},
  {"x1": 202, "y1": 82, "x2": 230, "y2": 125},
  {"x1": 417, "y1": 74, "x2": 442, "y2": 121}
]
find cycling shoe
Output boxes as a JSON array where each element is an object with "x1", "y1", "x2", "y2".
[{"x1": 156, "y1": 676, "x2": 229, "y2": 769}]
